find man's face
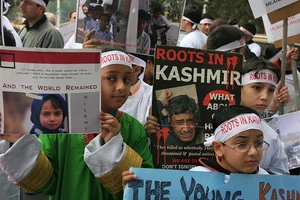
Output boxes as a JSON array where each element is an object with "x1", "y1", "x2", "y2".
[
  {"x1": 199, "y1": 23, "x2": 210, "y2": 35},
  {"x1": 169, "y1": 112, "x2": 196, "y2": 142},
  {"x1": 138, "y1": 19, "x2": 147, "y2": 35},
  {"x1": 20, "y1": 0, "x2": 43, "y2": 20}
]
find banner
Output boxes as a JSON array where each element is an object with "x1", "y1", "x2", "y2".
[
  {"x1": 248, "y1": 0, "x2": 297, "y2": 19},
  {"x1": 0, "y1": 47, "x2": 101, "y2": 135},
  {"x1": 75, "y1": 0, "x2": 185, "y2": 56},
  {"x1": 151, "y1": 45, "x2": 243, "y2": 170},
  {"x1": 123, "y1": 168, "x2": 300, "y2": 200}
]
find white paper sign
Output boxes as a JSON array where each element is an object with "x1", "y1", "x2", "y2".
[
  {"x1": 248, "y1": 0, "x2": 297, "y2": 18},
  {"x1": 263, "y1": 14, "x2": 300, "y2": 43},
  {"x1": 59, "y1": 22, "x2": 76, "y2": 45}
]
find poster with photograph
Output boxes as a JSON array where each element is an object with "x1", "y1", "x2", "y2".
[
  {"x1": 264, "y1": 111, "x2": 300, "y2": 170},
  {"x1": 0, "y1": 47, "x2": 101, "y2": 135},
  {"x1": 151, "y1": 45, "x2": 243, "y2": 169},
  {"x1": 75, "y1": 0, "x2": 185, "y2": 55}
]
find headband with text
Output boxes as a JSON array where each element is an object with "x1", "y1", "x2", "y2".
[
  {"x1": 242, "y1": 69, "x2": 278, "y2": 87},
  {"x1": 215, "y1": 38, "x2": 246, "y2": 52},
  {"x1": 204, "y1": 113, "x2": 262, "y2": 146},
  {"x1": 101, "y1": 50, "x2": 132, "y2": 69}
]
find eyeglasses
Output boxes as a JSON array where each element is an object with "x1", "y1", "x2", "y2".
[{"x1": 221, "y1": 141, "x2": 269, "y2": 153}]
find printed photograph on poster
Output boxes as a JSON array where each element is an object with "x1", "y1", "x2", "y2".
[
  {"x1": 0, "y1": 47, "x2": 101, "y2": 135},
  {"x1": 75, "y1": 0, "x2": 185, "y2": 55},
  {"x1": 151, "y1": 45, "x2": 243, "y2": 169}
]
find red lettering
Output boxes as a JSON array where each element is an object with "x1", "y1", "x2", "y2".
[
  {"x1": 195, "y1": 52, "x2": 204, "y2": 63},
  {"x1": 156, "y1": 48, "x2": 166, "y2": 60},
  {"x1": 166, "y1": 49, "x2": 177, "y2": 61},
  {"x1": 177, "y1": 50, "x2": 187, "y2": 62}
]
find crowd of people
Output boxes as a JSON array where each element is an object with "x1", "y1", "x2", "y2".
[{"x1": 0, "y1": 0, "x2": 300, "y2": 200}]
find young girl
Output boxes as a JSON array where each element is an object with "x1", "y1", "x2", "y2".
[
  {"x1": 30, "y1": 94, "x2": 68, "y2": 135},
  {"x1": 0, "y1": 47, "x2": 153, "y2": 200},
  {"x1": 190, "y1": 105, "x2": 269, "y2": 181}
]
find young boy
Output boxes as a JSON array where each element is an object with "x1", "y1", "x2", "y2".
[
  {"x1": 92, "y1": 13, "x2": 114, "y2": 42},
  {"x1": 179, "y1": 4, "x2": 207, "y2": 49},
  {"x1": 151, "y1": 7, "x2": 170, "y2": 46},
  {"x1": 190, "y1": 105, "x2": 269, "y2": 181},
  {"x1": 0, "y1": 47, "x2": 153, "y2": 199}
]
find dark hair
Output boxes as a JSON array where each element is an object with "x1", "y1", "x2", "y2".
[
  {"x1": 166, "y1": 95, "x2": 197, "y2": 117},
  {"x1": 241, "y1": 23, "x2": 256, "y2": 35},
  {"x1": 209, "y1": 17, "x2": 238, "y2": 33},
  {"x1": 206, "y1": 25, "x2": 244, "y2": 50},
  {"x1": 139, "y1": 9, "x2": 150, "y2": 21},
  {"x1": 153, "y1": 7, "x2": 162, "y2": 14},
  {"x1": 69, "y1": 10, "x2": 76, "y2": 19},
  {"x1": 212, "y1": 105, "x2": 259, "y2": 132},
  {"x1": 242, "y1": 57, "x2": 281, "y2": 82},
  {"x1": 3, "y1": 26, "x2": 16, "y2": 47},
  {"x1": 98, "y1": 12, "x2": 109, "y2": 20},
  {"x1": 263, "y1": 44, "x2": 281, "y2": 60},
  {"x1": 201, "y1": 13, "x2": 214, "y2": 21},
  {"x1": 105, "y1": 5, "x2": 115, "y2": 12},
  {"x1": 101, "y1": 45, "x2": 127, "y2": 53},
  {"x1": 183, "y1": 4, "x2": 202, "y2": 25},
  {"x1": 44, "y1": 95, "x2": 64, "y2": 110}
]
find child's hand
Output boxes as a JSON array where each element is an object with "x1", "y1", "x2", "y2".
[
  {"x1": 122, "y1": 170, "x2": 137, "y2": 190},
  {"x1": 144, "y1": 115, "x2": 160, "y2": 137},
  {"x1": 99, "y1": 112, "x2": 121, "y2": 143},
  {"x1": 269, "y1": 84, "x2": 290, "y2": 112},
  {"x1": 82, "y1": 30, "x2": 101, "y2": 49},
  {"x1": 286, "y1": 47, "x2": 299, "y2": 69}
]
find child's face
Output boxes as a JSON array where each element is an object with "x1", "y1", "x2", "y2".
[
  {"x1": 215, "y1": 129, "x2": 264, "y2": 173},
  {"x1": 153, "y1": 12, "x2": 161, "y2": 19},
  {"x1": 241, "y1": 82, "x2": 275, "y2": 115},
  {"x1": 39, "y1": 100, "x2": 63, "y2": 130},
  {"x1": 99, "y1": 16, "x2": 109, "y2": 29},
  {"x1": 101, "y1": 64, "x2": 132, "y2": 113}
]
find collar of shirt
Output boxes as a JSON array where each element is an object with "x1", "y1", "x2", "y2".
[{"x1": 23, "y1": 14, "x2": 47, "y2": 30}]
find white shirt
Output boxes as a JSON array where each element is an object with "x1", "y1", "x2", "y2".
[
  {"x1": 2, "y1": 16, "x2": 22, "y2": 47},
  {"x1": 179, "y1": 30, "x2": 207, "y2": 49},
  {"x1": 64, "y1": 34, "x2": 83, "y2": 49},
  {"x1": 248, "y1": 42, "x2": 261, "y2": 57},
  {"x1": 120, "y1": 79, "x2": 152, "y2": 125}
]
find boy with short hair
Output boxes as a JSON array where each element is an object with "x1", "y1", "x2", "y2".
[
  {"x1": 0, "y1": 47, "x2": 153, "y2": 199},
  {"x1": 190, "y1": 105, "x2": 269, "y2": 181},
  {"x1": 91, "y1": 13, "x2": 114, "y2": 42},
  {"x1": 151, "y1": 7, "x2": 170, "y2": 46},
  {"x1": 179, "y1": 4, "x2": 207, "y2": 49},
  {"x1": 199, "y1": 13, "x2": 213, "y2": 35}
]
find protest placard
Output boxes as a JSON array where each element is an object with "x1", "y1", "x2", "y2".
[
  {"x1": 75, "y1": 0, "x2": 185, "y2": 56},
  {"x1": 267, "y1": 1, "x2": 300, "y2": 24},
  {"x1": 59, "y1": 22, "x2": 76, "y2": 45},
  {"x1": 151, "y1": 45, "x2": 243, "y2": 170},
  {"x1": 123, "y1": 168, "x2": 300, "y2": 200},
  {"x1": 248, "y1": 0, "x2": 297, "y2": 19},
  {"x1": 264, "y1": 111, "x2": 300, "y2": 170},
  {"x1": 262, "y1": 14, "x2": 300, "y2": 47},
  {"x1": 0, "y1": 47, "x2": 101, "y2": 135}
]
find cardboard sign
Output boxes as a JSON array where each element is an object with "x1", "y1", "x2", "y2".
[
  {"x1": 248, "y1": 0, "x2": 297, "y2": 19},
  {"x1": 262, "y1": 14, "x2": 300, "y2": 47},
  {"x1": 267, "y1": 1, "x2": 300, "y2": 24},
  {"x1": 124, "y1": 168, "x2": 300, "y2": 200}
]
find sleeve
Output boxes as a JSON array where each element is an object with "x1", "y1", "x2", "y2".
[
  {"x1": 42, "y1": 29, "x2": 64, "y2": 48},
  {"x1": 2, "y1": 16, "x2": 23, "y2": 47},
  {"x1": 179, "y1": 36, "x2": 193, "y2": 48},
  {"x1": 261, "y1": 107, "x2": 277, "y2": 119},
  {"x1": 268, "y1": 138, "x2": 289, "y2": 175},
  {"x1": 84, "y1": 117, "x2": 153, "y2": 195},
  {"x1": 0, "y1": 135, "x2": 54, "y2": 193},
  {"x1": 84, "y1": 134, "x2": 143, "y2": 194},
  {"x1": 162, "y1": 16, "x2": 170, "y2": 27}
]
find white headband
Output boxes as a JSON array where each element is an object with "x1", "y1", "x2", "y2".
[
  {"x1": 215, "y1": 39, "x2": 246, "y2": 52},
  {"x1": 31, "y1": 0, "x2": 46, "y2": 7},
  {"x1": 240, "y1": 27, "x2": 253, "y2": 37},
  {"x1": 129, "y1": 54, "x2": 146, "y2": 80},
  {"x1": 182, "y1": 16, "x2": 198, "y2": 29},
  {"x1": 242, "y1": 69, "x2": 278, "y2": 87},
  {"x1": 101, "y1": 51, "x2": 132, "y2": 69},
  {"x1": 200, "y1": 18, "x2": 213, "y2": 24},
  {"x1": 269, "y1": 45, "x2": 290, "y2": 62},
  {"x1": 204, "y1": 113, "x2": 262, "y2": 146}
]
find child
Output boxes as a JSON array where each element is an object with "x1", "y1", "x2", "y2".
[
  {"x1": 151, "y1": 7, "x2": 170, "y2": 46},
  {"x1": 30, "y1": 94, "x2": 68, "y2": 135},
  {"x1": 190, "y1": 105, "x2": 269, "y2": 181},
  {"x1": 0, "y1": 47, "x2": 153, "y2": 199},
  {"x1": 123, "y1": 105, "x2": 268, "y2": 186},
  {"x1": 91, "y1": 13, "x2": 114, "y2": 42},
  {"x1": 240, "y1": 57, "x2": 289, "y2": 174}
]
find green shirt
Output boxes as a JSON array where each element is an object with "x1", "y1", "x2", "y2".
[{"x1": 37, "y1": 112, "x2": 153, "y2": 200}]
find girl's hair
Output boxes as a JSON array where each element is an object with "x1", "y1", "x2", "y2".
[
  {"x1": 212, "y1": 105, "x2": 259, "y2": 132},
  {"x1": 242, "y1": 57, "x2": 281, "y2": 82},
  {"x1": 43, "y1": 95, "x2": 64, "y2": 110}
]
